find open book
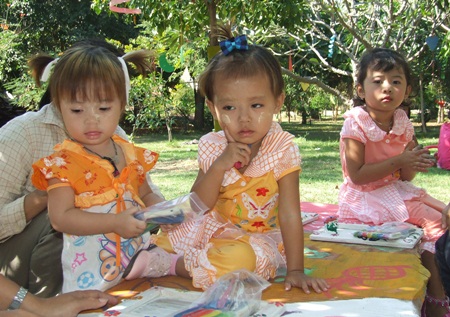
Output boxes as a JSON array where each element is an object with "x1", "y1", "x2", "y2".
[{"x1": 79, "y1": 286, "x2": 285, "y2": 317}]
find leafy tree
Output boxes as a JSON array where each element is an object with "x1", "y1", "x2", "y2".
[
  {"x1": 91, "y1": 0, "x2": 449, "y2": 129},
  {"x1": 0, "y1": 0, "x2": 138, "y2": 104},
  {"x1": 91, "y1": 0, "x2": 309, "y2": 129},
  {"x1": 268, "y1": 0, "x2": 449, "y2": 129}
]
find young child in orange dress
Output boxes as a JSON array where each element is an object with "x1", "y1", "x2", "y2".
[
  {"x1": 338, "y1": 47, "x2": 449, "y2": 316},
  {"x1": 31, "y1": 44, "x2": 164, "y2": 292},
  {"x1": 124, "y1": 25, "x2": 329, "y2": 294}
]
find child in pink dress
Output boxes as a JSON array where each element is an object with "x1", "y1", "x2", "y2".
[
  {"x1": 338, "y1": 47, "x2": 449, "y2": 316},
  {"x1": 124, "y1": 26, "x2": 329, "y2": 294}
]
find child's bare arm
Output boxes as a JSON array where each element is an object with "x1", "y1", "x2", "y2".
[
  {"x1": 47, "y1": 179, "x2": 145, "y2": 238},
  {"x1": 344, "y1": 138, "x2": 433, "y2": 185},
  {"x1": 278, "y1": 172, "x2": 329, "y2": 293},
  {"x1": 139, "y1": 180, "x2": 164, "y2": 207}
]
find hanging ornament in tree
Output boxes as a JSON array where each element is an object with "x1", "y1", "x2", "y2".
[
  {"x1": 426, "y1": 35, "x2": 439, "y2": 51},
  {"x1": 328, "y1": 34, "x2": 336, "y2": 58},
  {"x1": 110, "y1": 0, "x2": 141, "y2": 14},
  {"x1": 159, "y1": 53, "x2": 175, "y2": 73},
  {"x1": 301, "y1": 82, "x2": 310, "y2": 91}
]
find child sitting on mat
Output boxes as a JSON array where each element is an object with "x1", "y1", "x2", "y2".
[
  {"x1": 31, "y1": 44, "x2": 164, "y2": 292},
  {"x1": 123, "y1": 24, "x2": 329, "y2": 294},
  {"x1": 338, "y1": 47, "x2": 449, "y2": 317}
]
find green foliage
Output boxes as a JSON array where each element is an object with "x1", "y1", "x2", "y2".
[
  {"x1": 3, "y1": 74, "x2": 44, "y2": 110},
  {"x1": 0, "y1": 0, "x2": 138, "y2": 93}
]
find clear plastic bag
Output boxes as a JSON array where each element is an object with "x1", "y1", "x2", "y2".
[
  {"x1": 134, "y1": 192, "x2": 208, "y2": 224},
  {"x1": 174, "y1": 269, "x2": 270, "y2": 317}
]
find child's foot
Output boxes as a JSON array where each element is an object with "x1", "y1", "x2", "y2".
[{"x1": 123, "y1": 245, "x2": 171, "y2": 280}]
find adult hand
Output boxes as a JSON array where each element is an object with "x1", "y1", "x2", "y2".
[
  {"x1": 24, "y1": 190, "x2": 48, "y2": 221},
  {"x1": 34, "y1": 289, "x2": 118, "y2": 317}
]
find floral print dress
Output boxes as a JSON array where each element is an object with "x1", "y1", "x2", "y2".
[{"x1": 32, "y1": 135, "x2": 158, "y2": 292}]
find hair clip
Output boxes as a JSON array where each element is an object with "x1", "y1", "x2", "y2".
[
  {"x1": 219, "y1": 35, "x2": 249, "y2": 56},
  {"x1": 40, "y1": 58, "x2": 59, "y2": 83},
  {"x1": 117, "y1": 55, "x2": 131, "y2": 101}
]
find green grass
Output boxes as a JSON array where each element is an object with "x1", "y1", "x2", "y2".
[{"x1": 133, "y1": 119, "x2": 450, "y2": 204}]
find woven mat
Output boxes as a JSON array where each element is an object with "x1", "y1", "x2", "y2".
[{"x1": 106, "y1": 202, "x2": 428, "y2": 309}]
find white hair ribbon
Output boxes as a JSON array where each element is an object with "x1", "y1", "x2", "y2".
[
  {"x1": 118, "y1": 55, "x2": 131, "y2": 102},
  {"x1": 40, "y1": 58, "x2": 59, "y2": 83}
]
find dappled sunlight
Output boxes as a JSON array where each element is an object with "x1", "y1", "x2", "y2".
[
  {"x1": 335, "y1": 289, "x2": 358, "y2": 296},
  {"x1": 109, "y1": 290, "x2": 140, "y2": 298}
]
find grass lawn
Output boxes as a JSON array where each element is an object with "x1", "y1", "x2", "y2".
[{"x1": 133, "y1": 118, "x2": 450, "y2": 205}]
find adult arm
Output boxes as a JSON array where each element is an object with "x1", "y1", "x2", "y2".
[
  {"x1": 0, "y1": 274, "x2": 117, "y2": 317},
  {"x1": 0, "y1": 121, "x2": 47, "y2": 241}
]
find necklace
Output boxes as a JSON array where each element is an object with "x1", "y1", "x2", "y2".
[
  {"x1": 83, "y1": 138, "x2": 120, "y2": 177},
  {"x1": 373, "y1": 118, "x2": 393, "y2": 130}
]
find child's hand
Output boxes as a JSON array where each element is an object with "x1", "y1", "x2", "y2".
[
  {"x1": 442, "y1": 203, "x2": 450, "y2": 229},
  {"x1": 160, "y1": 223, "x2": 180, "y2": 232},
  {"x1": 401, "y1": 143, "x2": 434, "y2": 172},
  {"x1": 284, "y1": 270, "x2": 330, "y2": 294},
  {"x1": 214, "y1": 127, "x2": 251, "y2": 171},
  {"x1": 114, "y1": 206, "x2": 147, "y2": 239}
]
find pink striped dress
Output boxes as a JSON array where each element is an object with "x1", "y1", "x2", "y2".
[
  {"x1": 152, "y1": 122, "x2": 301, "y2": 289},
  {"x1": 338, "y1": 106, "x2": 445, "y2": 253}
]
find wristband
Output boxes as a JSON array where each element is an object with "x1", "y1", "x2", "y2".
[{"x1": 7, "y1": 287, "x2": 28, "y2": 310}]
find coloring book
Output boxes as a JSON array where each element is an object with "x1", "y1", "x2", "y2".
[{"x1": 310, "y1": 222, "x2": 423, "y2": 249}]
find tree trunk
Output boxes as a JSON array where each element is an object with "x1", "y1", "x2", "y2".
[{"x1": 419, "y1": 74, "x2": 427, "y2": 133}]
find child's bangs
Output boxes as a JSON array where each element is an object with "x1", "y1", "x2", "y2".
[
  {"x1": 59, "y1": 63, "x2": 123, "y2": 103},
  {"x1": 63, "y1": 79, "x2": 118, "y2": 103},
  {"x1": 218, "y1": 55, "x2": 262, "y2": 80}
]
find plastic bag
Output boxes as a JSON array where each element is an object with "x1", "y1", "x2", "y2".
[
  {"x1": 174, "y1": 269, "x2": 270, "y2": 317},
  {"x1": 134, "y1": 192, "x2": 208, "y2": 224}
]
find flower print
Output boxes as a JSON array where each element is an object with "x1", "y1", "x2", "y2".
[
  {"x1": 84, "y1": 170, "x2": 97, "y2": 186},
  {"x1": 52, "y1": 156, "x2": 67, "y2": 168},
  {"x1": 136, "y1": 164, "x2": 144, "y2": 175},
  {"x1": 256, "y1": 187, "x2": 269, "y2": 196},
  {"x1": 43, "y1": 158, "x2": 53, "y2": 167},
  {"x1": 41, "y1": 167, "x2": 53, "y2": 179},
  {"x1": 143, "y1": 150, "x2": 155, "y2": 164},
  {"x1": 251, "y1": 221, "x2": 266, "y2": 229}
]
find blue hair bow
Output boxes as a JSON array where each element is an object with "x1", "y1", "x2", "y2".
[{"x1": 219, "y1": 35, "x2": 249, "y2": 56}]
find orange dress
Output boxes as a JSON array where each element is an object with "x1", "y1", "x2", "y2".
[
  {"x1": 32, "y1": 135, "x2": 158, "y2": 292},
  {"x1": 153, "y1": 122, "x2": 301, "y2": 289}
]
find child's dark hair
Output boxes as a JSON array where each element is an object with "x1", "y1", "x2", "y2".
[
  {"x1": 353, "y1": 47, "x2": 413, "y2": 107},
  {"x1": 28, "y1": 44, "x2": 154, "y2": 112},
  {"x1": 36, "y1": 39, "x2": 128, "y2": 109},
  {"x1": 198, "y1": 24, "x2": 284, "y2": 101}
]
